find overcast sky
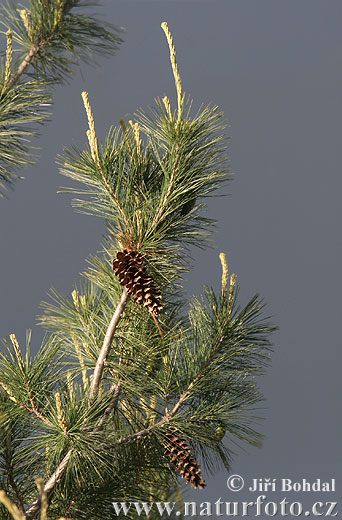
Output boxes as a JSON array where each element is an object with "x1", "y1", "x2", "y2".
[{"x1": 0, "y1": 1, "x2": 341, "y2": 515}]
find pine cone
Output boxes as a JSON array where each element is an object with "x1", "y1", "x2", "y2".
[
  {"x1": 112, "y1": 249, "x2": 163, "y2": 316},
  {"x1": 164, "y1": 429, "x2": 206, "y2": 489}
]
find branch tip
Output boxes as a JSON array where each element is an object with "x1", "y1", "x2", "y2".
[
  {"x1": 82, "y1": 91, "x2": 99, "y2": 161},
  {"x1": 228, "y1": 273, "x2": 237, "y2": 318},
  {"x1": 55, "y1": 392, "x2": 68, "y2": 435},
  {"x1": 219, "y1": 252, "x2": 228, "y2": 298},
  {"x1": 161, "y1": 21, "x2": 183, "y2": 125},
  {"x1": 19, "y1": 9, "x2": 30, "y2": 34},
  {"x1": 162, "y1": 95, "x2": 173, "y2": 121},
  {"x1": 71, "y1": 289, "x2": 80, "y2": 311},
  {"x1": 4, "y1": 30, "x2": 13, "y2": 84}
]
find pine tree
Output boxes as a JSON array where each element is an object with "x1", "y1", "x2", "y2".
[
  {"x1": 0, "y1": 0, "x2": 123, "y2": 195},
  {"x1": 0, "y1": 21, "x2": 275, "y2": 520}
]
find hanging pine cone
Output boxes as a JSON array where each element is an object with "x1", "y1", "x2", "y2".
[
  {"x1": 112, "y1": 249, "x2": 163, "y2": 316},
  {"x1": 164, "y1": 429, "x2": 206, "y2": 489}
]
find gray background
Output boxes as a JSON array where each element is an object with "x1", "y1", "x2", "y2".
[{"x1": 0, "y1": 0, "x2": 341, "y2": 515}]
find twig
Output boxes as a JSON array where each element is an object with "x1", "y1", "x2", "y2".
[
  {"x1": 98, "y1": 162, "x2": 132, "y2": 238},
  {"x1": 151, "y1": 155, "x2": 180, "y2": 230},
  {"x1": 105, "y1": 390, "x2": 195, "y2": 449},
  {"x1": 25, "y1": 378, "x2": 55, "y2": 428},
  {"x1": 94, "y1": 383, "x2": 121, "y2": 432},
  {"x1": 103, "y1": 387, "x2": 187, "y2": 450},
  {"x1": 9, "y1": 334, "x2": 55, "y2": 427},
  {"x1": 82, "y1": 92, "x2": 133, "y2": 240},
  {"x1": 25, "y1": 451, "x2": 72, "y2": 520},
  {"x1": 30, "y1": 404, "x2": 53, "y2": 427},
  {"x1": 7, "y1": 46, "x2": 38, "y2": 90},
  {"x1": 93, "y1": 308, "x2": 133, "y2": 430},
  {"x1": 7, "y1": 29, "x2": 57, "y2": 91},
  {"x1": 109, "y1": 418, "x2": 169, "y2": 448},
  {"x1": 0, "y1": 381, "x2": 54, "y2": 427},
  {"x1": 107, "y1": 335, "x2": 225, "y2": 449},
  {"x1": 88, "y1": 287, "x2": 129, "y2": 402},
  {"x1": 6, "y1": 1, "x2": 68, "y2": 91}
]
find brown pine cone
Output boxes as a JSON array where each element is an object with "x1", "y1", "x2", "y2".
[
  {"x1": 112, "y1": 249, "x2": 163, "y2": 316},
  {"x1": 164, "y1": 429, "x2": 206, "y2": 489}
]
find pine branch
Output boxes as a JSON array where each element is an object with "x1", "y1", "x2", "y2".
[
  {"x1": 24, "y1": 273, "x2": 251, "y2": 515},
  {"x1": 0, "y1": 334, "x2": 57, "y2": 428},
  {"x1": 103, "y1": 391, "x2": 190, "y2": 452},
  {"x1": 6, "y1": 45, "x2": 37, "y2": 90},
  {"x1": 94, "y1": 382, "x2": 121, "y2": 432},
  {"x1": 25, "y1": 451, "x2": 71, "y2": 520},
  {"x1": 0, "y1": 79, "x2": 50, "y2": 194},
  {"x1": 151, "y1": 153, "x2": 180, "y2": 230},
  {"x1": 105, "y1": 337, "x2": 225, "y2": 451},
  {"x1": 170, "y1": 335, "x2": 225, "y2": 418},
  {"x1": 88, "y1": 287, "x2": 129, "y2": 402},
  {"x1": 0, "y1": 0, "x2": 124, "y2": 194},
  {"x1": 102, "y1": 395, "x2": 186, "y2": 452},
  {"x1": 81, "y1": 91, "x2": 133, "y2": 240},
  {"x1": 0, "y1": 380, "x2": 54, "y2": 428},
  {"x1": 5, "y1": 0, "x2": 71, "y2": 90},
  {"x1": 25, "y1": 288, "x2": 129, "y2": 517}
]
